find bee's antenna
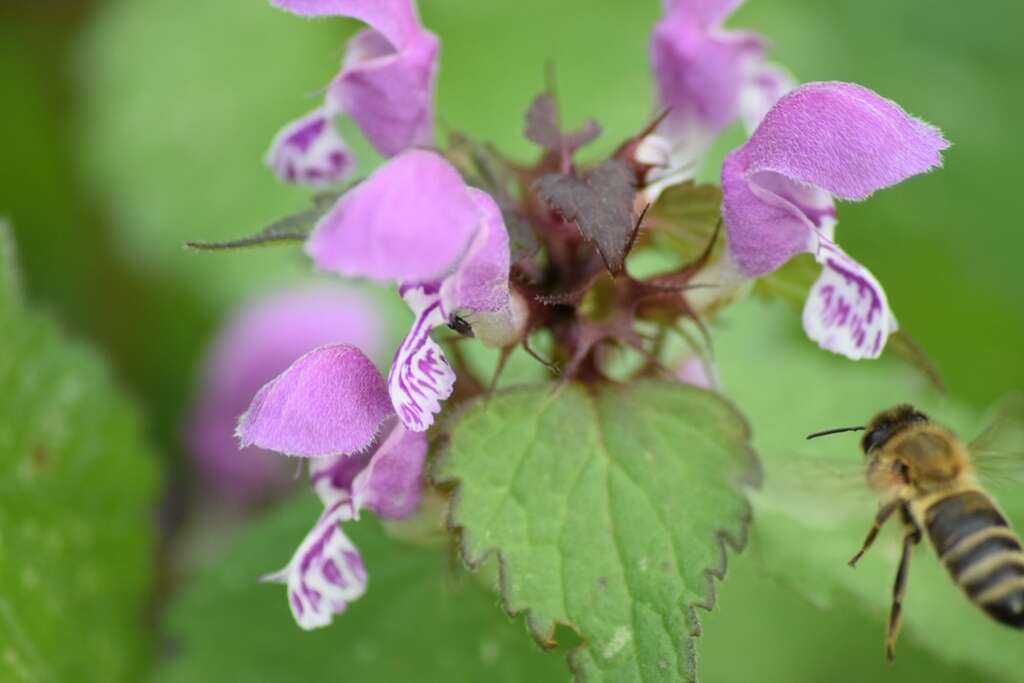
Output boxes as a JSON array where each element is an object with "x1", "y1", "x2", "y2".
[{"x1": 806, "y1": 426, "x2": 866, "y2": 440}]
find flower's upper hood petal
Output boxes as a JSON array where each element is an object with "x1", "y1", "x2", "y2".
[
  {"x1": 307, "y1": 150, "x2": 481, "y2": 283},
  {"x1": 742, "y1": 81, "x2": 949, "y2": 201},
  {"x1": 237, "y1": 344, "x2": 393, "y2": 457},
  {"x1": 189, "y1": 287, "x2": 382, "y2": 498}
]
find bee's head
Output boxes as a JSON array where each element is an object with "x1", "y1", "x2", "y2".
[{"x1": 860, "y1": 404, "x2": 930, "y2": 454}]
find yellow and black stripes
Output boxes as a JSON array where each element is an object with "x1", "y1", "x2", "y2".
[{"x1": 925, "y1": 490, "x2": 1024, "y2": 627}]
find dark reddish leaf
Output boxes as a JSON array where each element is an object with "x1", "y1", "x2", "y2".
[
  {"x1": 535, "y1": 160, "x2": 637, "y2": 274},
  {"x1": 523, "y1": 92, "x2": 601, "y2": 155}
]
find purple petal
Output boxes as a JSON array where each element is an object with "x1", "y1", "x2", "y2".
[
  {"x1": 265, "y1": 108, "x2": 355, "y2": 187},
  {"x1": 352, "y1": 417, "x2": 428, "y2": 519},
  {"x1": 651, "y1": 6, "x2": 763, "y2": 136},
  {"x1": 237, "y1": 344, "x2": 393, "y2": 457},
  {"x1": 738, "y1": 62, "x2": 795, "y2": 134},
  {"x1": 310, "y1": 450, "x2": 373, "y2": 507},
  {"x1": 387, "y1": 285, "x2": 455, "y2": 432},
  {"x1": 661, "y1": 0, "x2": 745, "y2": 28},
  {"x1": 307, "y1": 150, "x2": 480, "y2": 283},
  {"x1": 721, "y1": 149, "x2": 818, "y2": 277},
  {"x1": 676, "y1": 355, "x2": 718, "y2": 390},
  {"x1": 742, "y1": 82, "x2": 949, "y2": 201},
  {"x1": 802, "y1": 241, "x2": 897, "y2": 360},
  {"x1": 271, "y1": 0, "x2": 421, "y2": 47},
  {"x1": 262, "y1": 500, "x2": 366, "y2": 630},
  {"x1": 188, "y1": 287, "x2": 383, "y2": 501},
  {"x1": 326, "y1": 27, "x2": 439, "y2": 156},
  {"x1": 439, "y1": 189, "x2": 510, "y2": 315}
]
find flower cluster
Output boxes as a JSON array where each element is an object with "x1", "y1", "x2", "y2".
[{"x1": 195, "y1": 0, "x2": 949, "y2": 629}]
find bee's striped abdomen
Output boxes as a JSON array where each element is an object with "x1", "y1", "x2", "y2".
[{"x1": 925, "y1": 491, "x2": 1024, "y2": 628}]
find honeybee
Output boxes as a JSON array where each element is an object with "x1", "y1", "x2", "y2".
[{"x1": 807, "y1": 404, "x2": 1024, "y2": 660}]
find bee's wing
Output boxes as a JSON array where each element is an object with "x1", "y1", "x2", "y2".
[
  {"x1": 969, "y1": 392, "x2": 1024, "y2": 491},
  {"x1": 762, "y1": 451, "x2": 872, "y2": 504}
]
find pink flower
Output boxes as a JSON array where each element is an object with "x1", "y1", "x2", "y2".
[
  {"x1": 187, "y1": 287, "x2": 382, "y2": 502},
  {"x1": 307, "y1": 149, "x2": 512, "y2": 431},
  {"x1": 239, "y1": 344, "x2": 428, "y2": 629},
  {"x1": 721, "y1": 82, "x2": 949, "y2": 359},
  {"x1": 640, "y1": 0, "x2": 794, "y2": 198},
  {"x1": 266, "y1": 0, "x2": 439, "y2": 186}
]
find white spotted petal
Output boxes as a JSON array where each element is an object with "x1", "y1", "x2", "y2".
[
  {"x1": 387, "y1": 285, "x2": 455, "y2": 432},
  {"x1": 802, "y1": 240, "x2": 898, "y2": 360},
  {"x1": 262, "y1": 500, "x2": 366, "y2": 631}
]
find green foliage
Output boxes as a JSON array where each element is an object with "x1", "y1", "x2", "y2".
[
  {"x1": 0, "y1": 232, "x2": 159, "y2": 682},
  {"x1": 714, "y1": 300, "x2": 1024, "y2": 681},
  {"x1": 437, "y1": 382, "x2": 760, "y2": 681},
  {"x1": 156, "y1": 497, "x2": 566, "y2": 683}
]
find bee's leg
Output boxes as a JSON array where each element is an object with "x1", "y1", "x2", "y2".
[
  {"x1": 849, "y1": 499, "x2": 900, "y2": 567},
  {"x1": 885, "y1": 524, "x2": 922, "y2": 662}
]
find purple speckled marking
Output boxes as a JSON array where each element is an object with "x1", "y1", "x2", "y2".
[
  {"x1": 286, "y1": 117, "x2": 327, "y2": 153},
  {"x1": 387, "y1": 285, "x2": 456, "y2": 431}
]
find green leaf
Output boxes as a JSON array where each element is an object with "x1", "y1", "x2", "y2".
[
  {"x1": 714, "y1": 299, "x2": 1022, "y2": 681},
  {"x1": 646, "y1": 182, "x2": 722, "y2": 262},
  {"x1": 156, "y1": 497, "x2": 566, "y2": 683},
  {"x1": 0, "y1": 230, "x2": 159, "y2": 681},
  {"x1": 436, "y1": 382, "x2": 760, "y2": 682}
]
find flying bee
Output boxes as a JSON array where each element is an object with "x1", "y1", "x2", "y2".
[{"x1": 808, "y1": 404, "x2": 1024, "y2": 660}]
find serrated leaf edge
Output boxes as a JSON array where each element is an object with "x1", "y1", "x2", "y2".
[{"x1": 431, "y1": 382, "x2": 761, "y2": 683}]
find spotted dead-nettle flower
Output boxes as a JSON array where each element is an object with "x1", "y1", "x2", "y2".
[
  {"x1": 721, "y1": 82, "x2": 949, "y2": 359},
  {"x1": 265, "y1": 0, "x2": 440, "y2": 186},
  {"x1": 307, "y1": 149, "x2": 513, "y2": 431},
  {"x1": 237, "y1": 344, "x2": 427, "y2": 629}
]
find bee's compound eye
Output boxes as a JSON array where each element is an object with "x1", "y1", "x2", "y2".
[{"x1": 912, "y1": 411, "x2": 929, "y2": 423}]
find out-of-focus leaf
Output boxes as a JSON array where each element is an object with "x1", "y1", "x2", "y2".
[
  {"x1": 155, "y1": 497, "x2": 566, "y2": 683},
  {"x1": 714, "y1": 299, "x2": 1021, "y2": 681},
  {"x1": 524, "y1": 92, "x2": 602, "y2": 153},
  {"x1": 536, "y1": 160, "x2": 637, "y2": 274},
  {"x1": 436, "y1": 382, "x2": 760, "y2": 682},
  {"x1": 646, "y1": 182, "x2": 723, "y2": 261},
  {"x1": 0, "y1": 230, "x2": 159, "y2": 682},
  {"x1": 751, "y1": 252, "x2": 817, "y2": 307}
]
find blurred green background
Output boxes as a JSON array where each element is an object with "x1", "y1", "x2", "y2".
[{"x1": 1, "y1": 0, "x2": 1022, "y2": 681}]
